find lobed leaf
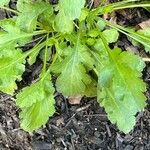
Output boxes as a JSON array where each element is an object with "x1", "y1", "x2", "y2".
[
  {"x1": 137, "y1": 27, "x2": 150, "y2": 52},
  {"x1": 16, "y1": 1, "x2": 53, "y2": 32},
  {"x1": 107, "y1": 22, "x2": 150, "y2": 53},
  {"x1": 0, "y1": 19, "x2": 37, "y2": 94},
  {"x1": 55, "y1": 0, "x2": 85, "y2": 32},
  {"x1": 0, "y1": 0, "x2": 9, "y2": 7},
  {"x1": 27, "y1": 41, "x2": 46, "y2": 65},
  {"x1": 0, "y1": 19, "x2": 35, "y2": 45},
  {"x1": 52, "y1": 39, "x2": 94, "y2": 96},
  {"x1": 103, "y1": 29, "x2": 119, "y2": 43},
  {"x1": 97, "y1": 47, "x2": 146, "y2": 133},
  {"x1": 59, "y1": 0, "x2": 85, "y2": 20},
  {"x1": 16, "y1": 75, "x2": 55, "y2": 132},
  {"x1": 0, "y1": 43, "x2": 25, "y2": 94},
  {"x1": 54, "y1": 10, "x2": 73, "y2": 33}
]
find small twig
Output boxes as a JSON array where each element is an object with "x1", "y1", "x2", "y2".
[
  {"x1": 73, "y1": 22, "x2": 79, "y2": 29},
  {"x1": 142, "y1": 57, "x2": 150, "y2": 62},
  {"x1": 89, "y1": 0, "x2": 94, "y2": 9},
  {"x1": 49, "y1": 124, "x2": 61, "y2": 131},
  {"x1": 65, "y1": 113, "x2": 76, "y2": 127},
  {"x1": 60, "y1": 138, "x2": 67, "y2": 147},
  {"x1": 0, "y1": 7, "x2": 19, "y2": 14},
  {"x1": 83, "y1": 114, "x2": 107, "y2": 117},
  {"x1": 64, "y1": 97, "x2": 69, "y2": 114},
  {"x1": 76, "y1": 104, "x2": 91, "y2": 112},
  {"x1": 106, "y1": 124, "x2": 112, "y2": 137}
]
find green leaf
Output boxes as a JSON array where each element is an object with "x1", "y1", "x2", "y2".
[
  {"x1": 125, "y1": 27, "x2": 150, "y2": 53},
  {"x1": 39, "y1": 8, "x2": 54, "y2": 31},
  {"x1": 0, "y1": 19, "x2": 35, "y2": 45},
  {"x1": 16, "y1": 75, "x2": 55, "y2": 132},
  {"x1": 0, "y1": 0, "x2": 9, "y2": 6},
  {"x1": 88, "y1": 29, "x2": 100, "y2": 37},
  {"x1": 16, "y1": 1, "x2": 53, "y2": 32},
  {"x1": 84, "y1": 77, "x2": 97, "y2": 97},
  {"x1": 127, "y1": 29, "x2": 150, "y2": 53},
  {"x1": 27, "y1": 41, "x2": 46, "y2": 65},
  {"x1": 59, "y1": 0, "x2": 85, "y2": 20},
  {"x1": 40, "y1": 47, "x2": 52, "y2": 63},
  {"x1": 0, "y1": 43, "x2": 25, "y2": 94},
  {"x1": 136, "y1": 28, "x2": 150, "y2": 52},
  {"x1": 55, "y1": 0, "x2": 85, "y2": 32},
  {"x1": 97, "y1": 18, "x2": 106, "y2": 31},
  {"x1": 97, "y1": 48, "x2": 146, "y2": 133},
  {"x1": 79, "y1": 8, "x2": 89, "y2": 22},
  {"x1": 103, "y1": 29, "x2": 119, "y2": 43},
  {"x1": 54, "y1": 10, "x2": 73, "y2": 33},
  {"x1": 106, "y1": 22, "x2": 150, "y2": 53},
  {"x1": 52, "y1": 39, "x2": 94, "y2": 96},
  {"x1": 86, "y1": 38, "x2": 96, "y2": 46},
  {"x1": 0, "y1": 19, "x2": 41, "y2": 94},
  {"x1": 91, "y1": 38, "x2": 107, "y2": 71}
]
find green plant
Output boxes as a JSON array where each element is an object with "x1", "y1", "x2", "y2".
[{"x1": 0, "y1": 0, "x2": 150, "y2": 133}]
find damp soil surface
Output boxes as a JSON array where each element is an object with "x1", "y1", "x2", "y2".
[
  {"x1": 0, "y1": 94, "x2": 150, "y2": 150},
  {"x1": 0, "y1": 0, "x2": 150, "y2": 150}
]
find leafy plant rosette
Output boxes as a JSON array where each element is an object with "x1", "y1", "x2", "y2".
[{"x1": 0, "y1": 0, "x2": 150, "y2": 133}]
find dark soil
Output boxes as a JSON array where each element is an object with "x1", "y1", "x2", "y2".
[
  {"x1": 0, "y1": 93, "x2": 150, "y2": 150},
  {"x1": 0, "y1": 0, "x2": 150, "y2": 150}
]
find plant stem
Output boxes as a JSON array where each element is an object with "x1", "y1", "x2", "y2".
[
  {"x1": 104, "y1": 20, "x2": 150, "y2": 50},
  {"x1": 0, "y1": 7, "x2": 19, "y2": 14},
  {"x1": 114, "y1": 3, "x2": 150, "y2": 10},
  {"x1": 40, "y1": 34, "x2": 61, "y2": 81},
  {"x1": 42, "y1": 34, "x2": 49, "y2": 74},
  {"x1": 91, "y1": 0, "x2": 139, "y2": 16},
  {"x1": 24, "y1": 37, "x2": 46, "y2": 58},
  {"x1": 143, "y1": 58, "x2": 150, "y2": 62}
]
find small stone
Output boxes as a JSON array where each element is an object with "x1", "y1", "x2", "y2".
[
  {"x1": 124, "y1": 145, "x2": 134, "y2": 150},
  {"x1": 94, "y1": 131, "x2": 100, "y2": 138},
  {"x1": 32, "y1": 141, "x2": 52, "y2": 150}
]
